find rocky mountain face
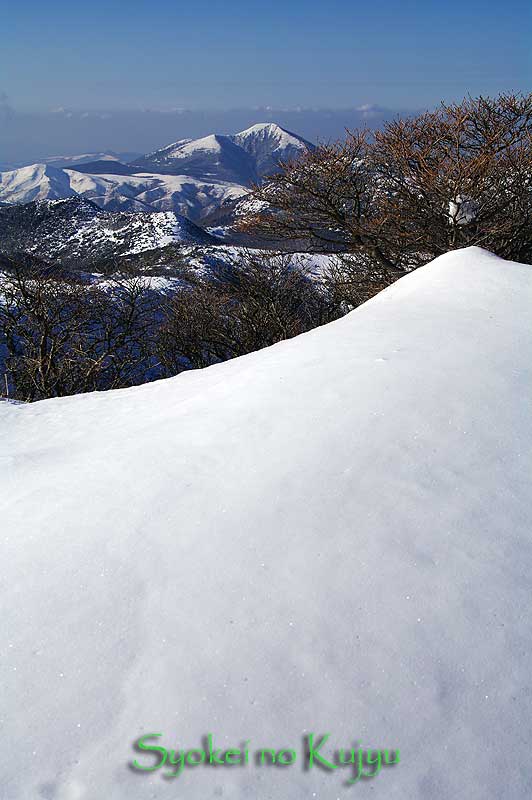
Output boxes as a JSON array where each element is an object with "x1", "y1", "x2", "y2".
[{"x1": 0, "y1": 197, "x2": 216, "y2": 268}]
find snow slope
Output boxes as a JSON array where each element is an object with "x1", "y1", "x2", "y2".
[
  {"x1": 0, "y1": 166, "x2": 247, "y2": 220},
  {"x1": 132, "y1": 123, "x2": 313, "y2": 182},
  {"x1": 67, "y1": 170, "x2": 247, "y2": 217},
  {"x1": 1, "y1": 248, "x2": 532, "y2": 799},
  {"x1": 0, "y1": 163, "x2": 77, "y2": 203},
  {"x1": 133, "y1": 133, "x2": 257, "y2": 184}
]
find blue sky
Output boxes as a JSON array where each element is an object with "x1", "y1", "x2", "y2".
[{"x1": 2, "y1": 0, "x2": 530, "y2": 111}]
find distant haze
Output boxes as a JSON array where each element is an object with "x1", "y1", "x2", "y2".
[
  {"x1": 0, "y1": 106, "x2": 410, "y2": 166},
  {"x1": 2, "y1": 0, "x2": 529, "y2": 165}
]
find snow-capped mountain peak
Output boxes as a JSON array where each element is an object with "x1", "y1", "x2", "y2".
[
  {"x1": 233, "y1": 121, "x2": 309, "y2": 149},
  {"x1": 232, "y1": 122, "x2": 312, "y2": 177},
  {"x1": 0, "y1": 123, "x2": 312, "y2": 222},
  {"x1": 131, "y1": 122, "x2": 313, "y2": 183}
]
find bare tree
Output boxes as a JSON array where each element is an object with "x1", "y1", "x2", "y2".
[
  {"x1": 156, "y1": 250, "x2": 337, "y2": 374},
  {"x1": 321, "y1": 254, "x2": 394, "y2": 311},
  {"x1": 240, "y1": 130, "x2": 401, "y2": 275},
  {"x1": 370, "y1": 93, "x2": 532, "y2": 267},
  {"x1": 243, "y1": 93, "x2": 532, "y2": 274},
  {"x1": 0, "y1": 264, "x2": 156, "y2": 401}
]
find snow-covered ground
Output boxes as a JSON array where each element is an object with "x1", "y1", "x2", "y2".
[
  {"x1": 1, "y1": 248, "x2": 531, "y2": 799},
  {"x1": 0, "y1": 197, "x2": 217, "y2": 266}
]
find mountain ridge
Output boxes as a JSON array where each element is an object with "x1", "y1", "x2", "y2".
[
  {"x1": 130, "y1": 122, "x2": 313, "y2": 182},
  {"x1": 0, "y1": 123, "x2": 310, "y2": 221},
  {"x1": 0, "y1": 196, "x2": 216, "y2": 266}
]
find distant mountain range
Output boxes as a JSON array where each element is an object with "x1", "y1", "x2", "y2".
[
  {"x1": 0, "y1": 163, "x2": 247, "y2": 220},
  {"x1": 0, "y1": 124, "x2": 311, "y2": 222},
  {"x1": 43, "y1": 151, "x2": 142, "y2": 168}
]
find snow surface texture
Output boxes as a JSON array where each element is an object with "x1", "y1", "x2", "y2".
[{"x1": 1, "y1": 248, "x2": 532, "y2": 799}]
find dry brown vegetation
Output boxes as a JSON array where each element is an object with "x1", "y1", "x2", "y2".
[
  {"x1": 0, "y1": 252, "x2": 339, "y2": 401},
  {"x1": 243, "y1": 93, "x2": 532, "y2": 273}
]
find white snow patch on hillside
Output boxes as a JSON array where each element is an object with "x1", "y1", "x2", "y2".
[
  {"x1": 1, "y1": 248, "x2": 532, "y2": 799},
  {"x1": 165, "y1": 134, "x2": 224, "y2": 158}
]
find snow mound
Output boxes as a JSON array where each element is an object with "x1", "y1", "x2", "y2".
[{"x1": 1, "y1": 247, "x2": 532, "y2": 799}]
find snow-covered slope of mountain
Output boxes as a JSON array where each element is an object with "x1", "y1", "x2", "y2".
[
  {"x1": 0, "y1": 196, "x2": 216, "y2": 265},
  {"x1": 132, "y1": 122, "x2": 313, "y2": 181},
  {"x1": 133, "y1": 133, "x2": 257, "y2": 183},
  {"x1": 66, "y1": 170, "x2": 248, "y2": 217},
  {"x1": 0, "y1": 163, "x2": 78, "y2": 203},
  {"x1": 0, "y1": 124, "x2": 310, "y2": 221},
  {"x1": 44, "y1": 151, "x2": 141, "y2": 168},
  {"x1": 0, "y1": 166, "x2": 247, "y2": 220},
  {"x1": 1, "y1": 247, "x2": 531, "y2": 799},
  {"x1": 233, "y1": 122, "x2": 311, "y2": 176}
]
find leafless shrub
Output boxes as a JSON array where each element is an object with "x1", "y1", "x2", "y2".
[
  {"x1": 156, "y1": 250, "x2": 338, "y2": 374},
  {"x1": 244, "y1": 93, "x2": 532, "y2": 274},
  {"x1": 0, "y1": 264, "x2": 156, "y2": 401}
]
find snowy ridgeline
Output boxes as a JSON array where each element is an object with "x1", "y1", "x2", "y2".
[
  {"x1": 0, "y1": 163, "x2": 248, "y2": 218},
  {"x1": 1, "y1": 247, "x2": 532, "y2": 799},
  {"x1": 0, "y1": 123, "x2": 311, "y2": 220}
]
